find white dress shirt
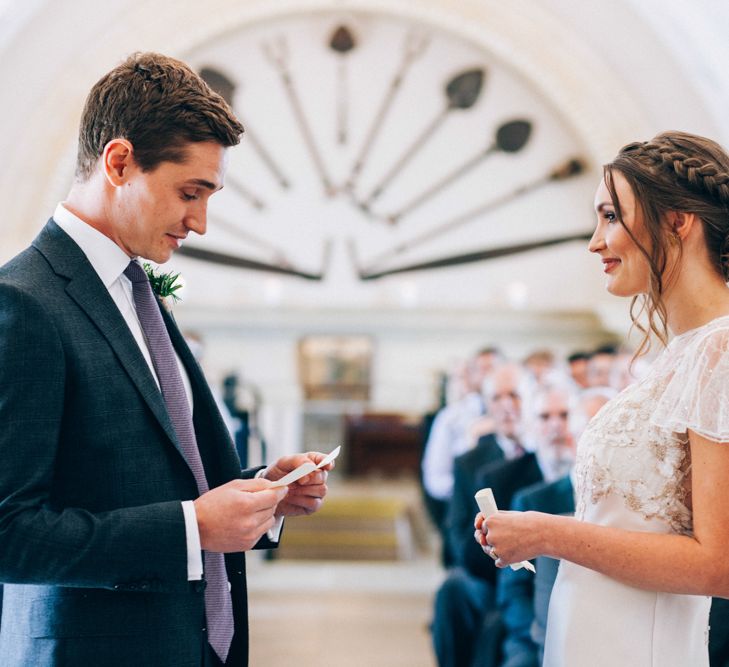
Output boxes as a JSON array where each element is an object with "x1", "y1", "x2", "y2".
[
  {"x1": 53, "y1": 203, "x2": 203, "y2": 580},
  {"x1": 495, "y1": 433, "x2": 525, "y2": 461},
  {"x1": 421, "y1": 392, "x2": 485, "y2": 500}
]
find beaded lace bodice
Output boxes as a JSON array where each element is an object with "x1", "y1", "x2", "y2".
[{"x1": 574, "y1": 316, "x2": 729, "y2": 536}]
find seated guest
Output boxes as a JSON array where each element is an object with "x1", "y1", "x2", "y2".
[
  {"x1": 432, "y1": 363, "x2": 537, "y2": 667},
  {"x1": 522, "y1": 349, "x2": 557, "y2": 387},
  {"x1": 586, "y1": 343, "x2": 618, "y2": 388},
  {"x1": 565, "y1": 351, "x2": 590, "y2": 390},
  {"x1": 422, "y1": 347, "x2": 502, "y2": 564},
  {"x1": 493, "y1": 385, "x2": 576, "y2": 667},
  {"x1": 496, "y1": 386, "x2": 614, "y2": 667},
  {"x1": 517, "y1": 387, "x2": 729, "y2": 667},
  {"x1": 609, "y1": 345, "x2": 653, "y2": 391},
  {"x1": 450, "y1": 365, "x2": 534, "y2": 575},
  {"x1": 528, "y1": 554, "x2": 561, "y2": 664},
  {"x1": 709, "y1": 598, "x2": 729, "y2": 666},
  {"x1": 568, "y1": 386, "x2": 617, "y2": 442}
]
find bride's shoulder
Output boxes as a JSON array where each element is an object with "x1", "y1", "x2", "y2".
[
  {"x1": 651, "y1": 315, "x2": 729, "y2": 442},
  {"x1": 668, "y1": 316, "x2": 729, "y2": 371}
]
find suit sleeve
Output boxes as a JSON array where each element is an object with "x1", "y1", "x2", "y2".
[
  {"x1": 445, "y1": 456, "x2": 471, "y2": 568},
  {"x1": 447, "y1": 457, "x2": 496, "y2": 582},
  {"x1": 496, "y1": 491, "x2": 537, "y2": 647},
  {"x1": 240, "y1": 466, "x2": 281, "y2": 550},
  {"x1": 0, "y1": 283, "x2": 189, "y2": 593}
]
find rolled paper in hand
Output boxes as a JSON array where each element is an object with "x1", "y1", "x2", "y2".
[{"x1": 475, "y1": 488, "x2": 536, "y2": 574}]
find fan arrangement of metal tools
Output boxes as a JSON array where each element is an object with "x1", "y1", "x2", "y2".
[{"x1": 185, "y1": 22, "x2": 590, "y2": 282}]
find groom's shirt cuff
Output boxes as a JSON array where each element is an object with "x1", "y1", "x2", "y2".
[
  {"x1": 255, "y1": 468, "x2": 284, "y2": 542},
  {"x1": 268, "y1": 516, "x2": 284, "y2": 542},
  {"x1": 181, "y1": 500, "x2": 203, "y2": 581}
]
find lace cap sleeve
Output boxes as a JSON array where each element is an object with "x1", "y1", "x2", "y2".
[{"x1": 652, "y1": 324, "x2": 729, "y2": 442}]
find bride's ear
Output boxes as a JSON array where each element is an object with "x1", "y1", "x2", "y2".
[{"x1": 665, "y1": 211, "x2": 698, "y2": 241}]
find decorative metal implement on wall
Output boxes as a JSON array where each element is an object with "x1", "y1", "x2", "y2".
[
  {"x1": 184, "y1": 12, "x2": 591, "y2": 283},
  {"x1": 357, "y1": 67, "x2": 486, "y2": 211},
  {"x1": 329, "y1": 25, "x2": 357, "y2": 146}
]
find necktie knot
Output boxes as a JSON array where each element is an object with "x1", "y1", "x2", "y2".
[{"x1": 124, "y1": 260, "x2": 148, "y2": 284}]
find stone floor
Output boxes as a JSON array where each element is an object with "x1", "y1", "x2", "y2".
[{"x1": 247, "y1": 477, "x2": 445, "y2": 667}]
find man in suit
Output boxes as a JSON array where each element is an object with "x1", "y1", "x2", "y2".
[
  {"x1": 497, "y1": 478, "x2": 575, "y2": 667},
  {"x1": 0, "y1": 52, "x2": 332, "y2": 667},
  {"x1": 422, "y1": 347, "x2": 502, "y2": 566},
  {"x1": 494, "y1": 384, "x2": 729, "y2": 667},
  {"x1": 495, "y1": 386, "x2": 615, "y2": 667},
  {"x1": 432, "y1": 363, "x2": 540, "y2": 667}
]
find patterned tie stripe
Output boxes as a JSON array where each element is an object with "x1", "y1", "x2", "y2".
[{"x1": 124, "y1": 261, "x2": 234, "y2": 663}]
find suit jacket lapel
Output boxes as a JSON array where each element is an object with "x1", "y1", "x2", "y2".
[{"x1": 32, "y1": 220, "x2": 182, "y2": 454}]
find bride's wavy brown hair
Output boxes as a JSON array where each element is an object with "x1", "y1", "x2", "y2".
[{"x1": 604, "y1": 131, "x2": 729, "y2": 358}]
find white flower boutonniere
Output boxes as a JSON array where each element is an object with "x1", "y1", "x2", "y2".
[{"x1": 143, "y1": 263, "x2": 184, "y2": 312}]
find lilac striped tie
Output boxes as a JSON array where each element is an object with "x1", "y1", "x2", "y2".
[{"x1": 124, "y1": 261, "x2": 234, "y2": 663}]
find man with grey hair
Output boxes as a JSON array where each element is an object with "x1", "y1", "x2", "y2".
[
  {"x1": 495, "y1": 385, "x2": 615, "y2": 667},
  {"x1": 422, "y1": 347, "x2": 502, "y2": 564},
  {"x1": 432, "y1": 363, "x2": 540, "y2": 667},
  {"x1": 529, "y1": 386, "x2": 576, "y2": 484}
]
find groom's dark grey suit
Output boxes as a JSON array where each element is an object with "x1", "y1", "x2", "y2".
[{"x1": 0, "y1": 219, "x2": 264, "y2": 666}]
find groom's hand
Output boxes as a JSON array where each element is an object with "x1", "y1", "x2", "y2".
[
  {"x1": 261, "y1": 452, "x2": 334, "y2": 517},
  {"x1": 194, "y1": 478, "x2": 288, "y2": 552}
]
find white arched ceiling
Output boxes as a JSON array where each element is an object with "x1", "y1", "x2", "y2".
[
  {"x1": 627, "y1": 0, "x2": 729, "y2": 141},
  {"x1": 0, "y1": 0, "x2": 726, "y2": 336}
]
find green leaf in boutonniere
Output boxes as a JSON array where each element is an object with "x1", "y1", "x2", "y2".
[{"x1": 143, "y1": 263, "x2": 184, "y2": 307}]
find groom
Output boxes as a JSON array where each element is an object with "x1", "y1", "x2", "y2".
[{"x1": 0, "y1": 52, "x2": 332, "y2": 666}]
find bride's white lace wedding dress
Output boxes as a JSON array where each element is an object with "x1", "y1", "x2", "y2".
[{"x1": 544, "y1": 315, "x2": 729, "y2": 667}]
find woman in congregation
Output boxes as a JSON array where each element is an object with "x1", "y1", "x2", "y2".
[{"x1": 475, "y1": 131, "x2": 729, "y2": 666}]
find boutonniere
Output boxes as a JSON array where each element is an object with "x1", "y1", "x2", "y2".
[{"x1": 143, "y1": 263, "x2": 184, "y2": 311}]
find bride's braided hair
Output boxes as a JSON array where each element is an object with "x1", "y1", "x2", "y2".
[{"x1": 604, "y1": 131, "x2": 729, "y2": 357}]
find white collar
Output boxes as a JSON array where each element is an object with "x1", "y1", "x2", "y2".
[
  {"x1": 53, "y1": 202, "x2": 132, "y2": 287},
  {"x1": 495, "y1": 433, "x2": 523, "y2": 459}
]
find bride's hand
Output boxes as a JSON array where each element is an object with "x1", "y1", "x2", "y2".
[{"x1": 473, "y1": 510, "x2": 547, "y2": 567}]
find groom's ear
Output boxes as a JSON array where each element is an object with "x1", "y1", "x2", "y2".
[{"x1": 102, "y1": 139, "x2": 135, "y2": 186}]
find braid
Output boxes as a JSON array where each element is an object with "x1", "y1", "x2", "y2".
[
  {"x1": 621, "y1": 139, "x2": 729, "y2": 208},
  {"x1": 607, "y1": 131, "x2": 729, "y2": 358},
  {"x1": 630, "y1": 137, "x2": 729, "y2": 280}
]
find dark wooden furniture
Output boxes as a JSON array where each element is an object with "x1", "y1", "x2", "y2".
[{"x1": 344, "y1": 412, "x2": 424, "y2": 477}]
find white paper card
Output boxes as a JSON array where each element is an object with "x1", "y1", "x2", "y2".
[
  {"x1": 269, "y1": 446, "x2": 341, "y2": 488},
  {"x1": 316, "y1": 445, "x2": 341, "y2": 469},
  {"x1": 270, "y1": 462, "x2": 317, "y2": 488},
  {"x1": 475, "y1": 487, "x2": 536, "y2": 574}
]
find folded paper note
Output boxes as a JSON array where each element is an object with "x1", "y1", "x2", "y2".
[
  {"x1": 270, "y1": 446, "x2": 341, "y2": 488},
  {"x1": 475, "y1": 488, "x2": 536, "y2": 574}
]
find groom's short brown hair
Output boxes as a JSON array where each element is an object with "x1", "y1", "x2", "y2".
[{"x1": 75, "y1": 52, "x2": 244, "y2": 180}]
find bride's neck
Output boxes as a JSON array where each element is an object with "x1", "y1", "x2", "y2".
[{"x1": 662, "y1": 264, "x2": 729, "y2": 336}]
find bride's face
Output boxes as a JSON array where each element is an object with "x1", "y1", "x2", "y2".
[{"x1": 589, "y1": 172, "x2": 652, "y2": 297}]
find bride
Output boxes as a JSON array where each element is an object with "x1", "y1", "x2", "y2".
[{"x1": 474, "y1": 131, "x2": 729, "y2": 666}]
